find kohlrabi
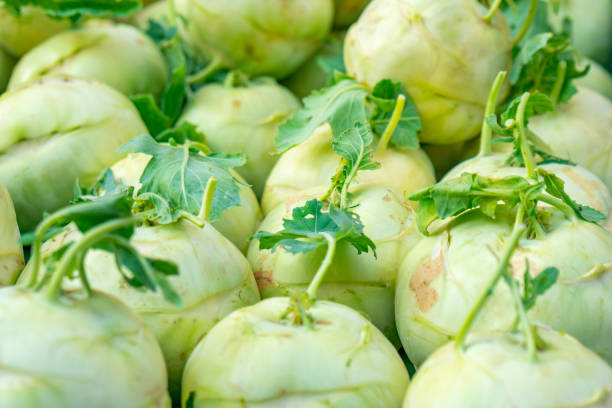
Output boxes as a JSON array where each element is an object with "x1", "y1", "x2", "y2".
[
  {"x1": 0, "y1": 5, "x2": 70, "y2": 57},
  {"x1": 344, "y1": 0, "x2": 513, "y2": 144},
  {"x1": 402, "y1": 220, "x2": 612, "y2": 407},
  {"x1": 0, "y1": 77, "x2": 148, "y2": 232},
  {"x1": 0, "y1": 180, "x2": 22, "y2": 285},
  {"x1": 396, "y1": 91, "x2": 612, "y2": 366},
  {"x1": 3, "y1": 190, "x2": 177, "y2": 407},
  {"x1": 262, "y1": 74, "x2": 435, "y2": 214},
  {"x1": 8, "y1": 21, "x2": 167, "y2": 97},
  {"x1": 333, "y1": 0, "x2": 370, "y2": 27},
  {"x1": 109, "y1": 131, "x2": 262, "y2": 253},
  {"x1": 576, "y1": 59, "x2": 612, "y2": 100},
  {"x1": 20, "y1": 134, "x2": 262, "y2": 398},
  {"x1": 132, "y1": 0, "x2": 169, "y2": 30},
  {"x1": 183, "y1": 196, "x2": 409, "y2": 407},
  {"x1": 251, "y1": 123, "x2": 424, "y2": 343},
  {"x1": 178, "y1": 74, "x2": 300, "y2": 197},
  {"x1": 282, "y1": 31, "x2": 345, "y2": 100},
  {"x1": 174, "y1": 0, "x2": 334, "y2": 79}
]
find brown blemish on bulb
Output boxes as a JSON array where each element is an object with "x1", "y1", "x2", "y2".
[
  {"x1": 255, "y1": 268, "x2": 278, "y2": 290},
  {"x1": 409, "y1": 249, "x2": 444, "y2": 312}
]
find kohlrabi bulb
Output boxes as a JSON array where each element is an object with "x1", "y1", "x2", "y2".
[
  {"x1": 0, "y1": 77, "x2": 148, "y2": 232},
  {"x1": 549, "y1": 0, "x2": 612, "y2": 66},
  {"x1": 445, "y1": 154, "x2": 612, "y2": 228},
  {"x1": 24, "y1": 219, "x2": 261, "y2": 399},
  {"x1": 249, "y1": 184, "x2": 421, "y2": 343},
  {"x1": 0, "y1": 181, "x2": 22, "y2": 285},
  {"x1": 0, "y1": 6, "x2": 70, "y2": 57},
  {"x1": 396, "y1": 210, "x2": 612, "y2": 365},
  {"x1": 344, "y1": 0, "x2": 512, "y2": 144},
  {"x1": 132, "y1": 0, "x2": 169, "y2": 30},
  {"x1": 282, "y1": 31, "x2": 345, "y2": 99},
  {"x1": 261, "y1": 124, "x2": 435, "y2": 214},
  {"x1": 8, "y1": 22, "x2": 167, "y2": 97},
  {"x1": 174, "y1": 0, "x2": 334, "y2": 78},
  {"x1": 0, "y1": 48, "x2": 14, "y2": 92},
  {"x1": 528, "y1": 87, "x2": 612, "y2": 191},
  {"x1": 111, "y1": 152, "x2": 262, "y2": 252},
  {"x1": 182, "y1": 297, "x2": 409, "y2": 407},
  {"x1": 403, "y1": 328, "x2": 612, "y2": 407},
  {"x1": 178, "y1": 78, "x2": 300, "y2": 197},
  {"x1": 333, "y1": 0, "x2": 370, "y2": 27},
  {"x1": 0, "y1": 286, "x2": 171, "y2": 408},
  {"x1": 576, "y1": 59, "x2": 612, "y2": 100}
]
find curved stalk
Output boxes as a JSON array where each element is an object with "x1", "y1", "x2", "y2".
[
  {"x1": 306, "y1": 233, "x2": 337, "y2": 299},
  {"x1": 187, "y1": 56, "x2": 224, "y2": 85},
  {"x1": 484, "y1": 0, "x2": 503, "y2": 23},
  {"x1": 479, "y1": 71, "x2": 508, "y2": 156},
  {"x1": 516, "y1": 92, "x2": 537, "y2": 180},
  {"x1": 550, "y1": 60, "x2": 567, "y2": 106},
  {"x1": 513, "y1": 0, "x2": 538, "y2": 46},
  {"x1": 43, "y1": 216, "x2": 145, "y2": 301},
  {"x1": 506, "y1": 271, "x2": 538, "y2": 361},
  {"x1": 375, "y1": 94, "x2": 406, "y2": 156},
  {"x1": 455, "y1": 224, "x2": 526, "y2": 353},
  {"x1": 536, "y1": 194, "x2": 576, "y2": 220}
]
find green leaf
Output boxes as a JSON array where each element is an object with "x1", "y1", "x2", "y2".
[
  {"x1": 156, "y1": 121, "x2": 208, "y2": 146},
  {"x1": 254, "y1": 199, "x2": 376, "y2": 256},
  {"x1": 369, "y1": 80, "x2": 421, "y2": 149},
  {"x1": 522, "y1": 263, "x2": 559, "y2": 310},
  {"x1": 130, "y1": 95, "x2": 171, "y2": 138},
  {"x1": 3, "y1": 0, "x2": 141, "y2": 19},
  {"x1": 538, "y1": 169, "x2": 606, "y2": 223},
  {"x1": 118, "y1": 135, "x2": 246, "y2": 223},
  {"x1": 501, "y1": 92, "x2": 555, "y2": 124}
]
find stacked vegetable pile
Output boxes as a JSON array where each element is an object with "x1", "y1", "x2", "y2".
[{"x1": 0, "y1": 0, "x2": 610, "y2": 407}]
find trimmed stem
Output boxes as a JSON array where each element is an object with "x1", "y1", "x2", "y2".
[
  {"x1": 306, "y1": 233, "x2": 337, "y2": 299},
  {"x1": 513, "y1": 0, "x2": 538, "y2": 46},
  {"x1": 516, "y1": 93, "x2": 537, "y2": 180},
  {"x1": 506, "y1": 270, "x2": 538, "y2": 361},
  {"x1": 43, "y1": 216, "x2": 145, "y2": 301},
  {"x1": 187, "y1": 56, "x2": 224, "y2": 85},
  {"x1": 550, "y1": 60, "x2": 567, "y2": 106},
  {"x1": 479, "y1": 71, "x2": 508, "y2": 156},
  {"x1": 375, "y1": 94, "x2": 406, "y2": 156},
  {"x1": 198, "y1": 177, "x2": 217, "y2": 222},
  {"x1": 484, "y1": 0, "x2": 503, "y2": 23},
  {"x1": 455, "y1": 224, "x2": 526, "y2": 352}
]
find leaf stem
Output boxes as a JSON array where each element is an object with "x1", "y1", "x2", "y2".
[
  {"x1": 375, "y1": 94, "x2": 406, "y2": 156},
  {"x1": 455, "y1": 224, "x2": 525, "y2": 353},
  {"x1": 167, "y1": 0, "x2": 176, "y2": 26},
  {"x1": 306, "y1": 232, "x2": 336, "y2": 299},
  {"x1": 198, "y1": 176, "x2": 217, "y2": 222},
  {"x1": 340, "y1": 158, "x2": 359, "y2": 209},
  {"x1": 479, "y1": 71, "x2": 507, "y2": 157},
  {"x1": 483, "y1": 0, "x2": 503, "y2": 23},
  {"x1": 513, "y1": 0, "x2": 538, "y2": 46},
  {"x1": 187, "y1": 56, "x2": 224, "y2": 85},
  {"x1": 536, "y1": 193, "x2": 576, "y2": 220},
  {"x1": 516, "y1": 92, "x2": 537, "y2": 180},
  {"x1": 43, "y1": 216, "x2": 145, "y2": 301},
  {"x1": 506, "y1": 269, "x2": 538, "y2": 361},
  {"x1": 550, "y1": 60, "x2": 566, "y2": 106}
]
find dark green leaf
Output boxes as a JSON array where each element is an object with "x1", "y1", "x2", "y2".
[
  {"x1": 522, "y1": 263, "x2": 559, "y2": 310},
  {"x1": 3, "y1": 0, "x2": 141, "y2": 19}
]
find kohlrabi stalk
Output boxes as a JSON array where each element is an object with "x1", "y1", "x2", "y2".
[
  {"x1": 455, "y1": 222, "x2": 526, "y2": 352},
  {"x1": 483, "y1": 0, "x2": 503, "y2": 23},
  {"x1": 516, "y1": 92, "x2": 537, "y2": 180},
  {"x1": 549, "y1": 60, "x2": 567, "y2": 107},
  {"x1": 375, "y1": 94, "x2": 406, "y2": 156},
  {"x1": 505, "y1": 269, "x2": 538, "y2": 361},
  {"x1": 306, "y1": 232, "x2": 336, "y2": 299},
  {"x1": 513, "y1": 0, "x2": 539, "y2": 46},
  {"x1": 198, "y1": 176, "x2": 217, "y2": 222},
  {"x1": 479, "y1": 71, "x2": 508, "y2": 156}
]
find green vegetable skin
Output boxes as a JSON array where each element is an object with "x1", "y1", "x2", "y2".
[
  {"x1": 8, "y1": 21, "x2": 167, "y2": 97},
  {"x1": 576, "y1": 60, "x2": 612, "y2": 100},
  {"x1": 178, "y1": 79, "x2": 300, "y2": 197},
  {"x1": 403, "y1": 328, "x2": 612, "y2": 407},
  {"x1": 0, "y1": 286, "x2": 171, "y2": 408},
  {"x1": 528, "y1": 88, "x2": 612, "y2": 192},
  {"x1": 445, "y1": 154, "x2": 612, "y2": 228},
  {"x1": 0, "y1": 181, "x2": 23, "y2": 285},
  {"x1": 110, "y1": 152, "x2": 262, "y2": 252},
  {"x1": 396, "y1": 210, "x2": 612, "y2": 365},
  {"x1": 344, "y1": 0, "x2": 512, "y2": 144},
  {"x1": 249, "y1": 184, "x2": 421, "y2": 343},
  {"x1": 333, "y1": 0, "x2": 370, "y2": 27},
  {"x1": 174, "y1": 0, "x2": 334, "y2": 78},
  {"x1": 262, "y1": 124, "x2": 435, "y2": 214},
  {"x1": 0, "y1": 6, "x2": 70, "y2": 57},
  {"x1": 182, "y1": 298, "x2": 409, "y2": 407},
  {"x1": 21, "y1": 219, "x2": 260, "y2": 399}
]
